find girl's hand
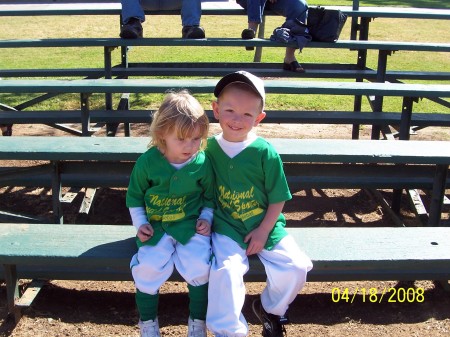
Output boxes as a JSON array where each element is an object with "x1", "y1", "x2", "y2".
[
  {"x1": 137, "y1": 223, "x2": 154, "y2": 242},
  {"x1": 196, "y1": 219, "x2": 211, "y2": 236}
]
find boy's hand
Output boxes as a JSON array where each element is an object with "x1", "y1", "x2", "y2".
[
  {"x1": 244, "y1": 227, "x2": 270, "y2": 256},
  {"x1": 196, "y1": 219, "x2": 211, "y2": 236},
  {"x1": 137, "y1": 223, "x2": 154, "y2": 242}
]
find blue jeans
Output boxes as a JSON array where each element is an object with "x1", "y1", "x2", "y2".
[
  {"x1": 121, "y1": 0, "x2": 202, "y2": 26},
  {"x1": 237, "y1": 0, "x2": 308, "y2": 24}
]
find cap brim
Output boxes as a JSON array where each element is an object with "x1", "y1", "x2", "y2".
[{"x1": 214, "y1": 72, "x2": 264, "y2": 103}]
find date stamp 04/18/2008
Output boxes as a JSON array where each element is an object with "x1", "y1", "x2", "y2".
[{"x1": 331, "y1": 287, "x2": 425, "y2": 303}]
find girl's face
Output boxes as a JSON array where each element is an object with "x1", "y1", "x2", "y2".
[
  {"x1": 212, "y1": 86, "x2": 265, "y2": 142},
  {"x1": 161, "y1": 127, "x2": 202, "y2": 164}
]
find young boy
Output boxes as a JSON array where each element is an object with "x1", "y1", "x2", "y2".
[{"x1": 205, "y1": 71, "x2": 313, "y2": 337}]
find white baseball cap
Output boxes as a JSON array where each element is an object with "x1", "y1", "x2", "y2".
[{"x1": 214, "y1": 71, "x2": 265, "y2": 106}]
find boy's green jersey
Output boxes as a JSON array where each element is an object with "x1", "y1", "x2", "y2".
[
  {"x1": 127, "y1": 146, "x2": 215, "y2": 247},
  {"x1": 206, "y1": 136, "x2": 292, "y2": 250}
]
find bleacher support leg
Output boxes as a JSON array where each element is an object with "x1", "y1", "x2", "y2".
[
  {"x1": 80, "y1": 93, "x2": 92, "y2": 137},
  {"x1": 4, "y1": 264, "x2": 21, "y2": 323},
  {"x1": 399, "y1": 96, "x2": 415, "y2": 140},
  {"x1": 352, "y1": 17, "x2": 369, "y2": 140},
  {"x1": 51, "y1": 161, "x2": 63, "y2": 224},
  {"x1": 253, "y1": 16, "x2": 265, "y2": 62},
  {"x1": 391, "y1": 96, "x2": 415, "y2": 212},
  {"x1": 427, "y1": 164, "x2": 448, "y2": 226},
  {"x1": 391, "y1": 189, "x2": 402, "y2": 215},
  {"x1": 104, "y1": 46, "x2": 115, "y2": 135},
  {"x1": 371, "y1": 50, "x2": 389, "y2": 139}
]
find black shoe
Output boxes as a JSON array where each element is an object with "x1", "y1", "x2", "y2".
[
  {"x1": 252, "y1": 299, "x2": 288, "y2": 337},
  {"x1": 182, "y1": 25, "x2": 205, "y2": 39},
  {"x1": 241, "y1": 28, "x2": 256, "y2": 39},
  {"x1": 120, "y1": 18, "x2": 143, "y2": 39},
  {"x1": 241, "y1": 28, "x2": 256, "y2": 50}
]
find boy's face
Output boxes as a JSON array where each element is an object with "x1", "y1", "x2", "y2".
[{"x1": 212, "y1": 86, "x2": 266, "y2": 142}]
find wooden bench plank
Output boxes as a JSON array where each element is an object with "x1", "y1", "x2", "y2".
[
  {"x1": 1, "y1": 66, "x2": 449, "y2": 81},
  {"x1": 0, "y1": 79, "x2": 448, "y2": 97},
  {"x1": 2, "y1": 162, "x2": 449, "y2": 190},
  {"x1": 0, "y1": 137, "x2": 448, "y2": 226},
  {"x1": 1, "y1": 224, "x2": 449, "y2": 282},
  {"x1": 1, "y1": 3, "x2": 449, "y2": 20},
  {"x1": 1, "y1": 137, "x2": 450, "y2": 165},
  {"x1": 2, "y1": 110, "x2": 450, "y2": 127},
  {"x1": 1, "y1": 38, "x2": 449, "y2": 52}
]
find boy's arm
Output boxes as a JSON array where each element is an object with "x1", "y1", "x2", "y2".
[{"x1": 244, "y1": 201, "x2": 285, "y2": 256}]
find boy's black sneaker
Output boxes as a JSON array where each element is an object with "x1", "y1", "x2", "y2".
[
  {"x1": 182, "y1": 25, "x2": 205, "y2": 39},
  {"x1": 120, "y1": 18, "x2": 143, "y2": 39},
  {"x1": 252, "y1": 299, "x2": 288, "y2": 337}
]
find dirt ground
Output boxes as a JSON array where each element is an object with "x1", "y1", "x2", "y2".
[{"x1": 1, "y1": 121, "x2": 450, "y2": 336}]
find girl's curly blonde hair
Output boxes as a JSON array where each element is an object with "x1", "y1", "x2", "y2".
[{"x1": 149, "y1": 90, "x2": 209, "y2": 151}]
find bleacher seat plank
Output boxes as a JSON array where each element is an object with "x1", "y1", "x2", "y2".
[
  {"x1": 1, "y1": 110, "x2": 450, "y2": 127},
  {"x1": 1, "y1": 137, "x2": 450, "y2": 164},
  {"x1": 1, "y1": 3, "x2": 449, "y2": 20},
  {"x1": 2, "y1": 67, "x2": 449, "y2": 82},
  {"x1": 1, "y1": 224, "x2": 449, "y2": 282},
  {"x1": 0, "y1": 79, "x2": 448, "y2": 97},
  {"x1": 1, "y1": 38, "x2": 449, "y2": 53},
  {"x1": 1, "y1": 223, "x2": 449, "y2": 321},
  {"x1": 1, "y1": 137, "x2": 448, "y2": 226}
]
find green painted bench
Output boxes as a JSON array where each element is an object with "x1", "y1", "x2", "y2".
[
  {"x1": 1, "y1": 78, "x2": 449, "y2": 138},
  {"x1": 0, "y1": 136, "x2": 449, "y2": 226},
  {"x1": 1, "y1": 223, "x2": 450, "y2": 321},
  {"x1": 1, "y1": 3, "x2": 449, "y2": 138},
  {"x1": 1, "y1": 3, "x2": 448, "y2": 84},
  {"x1": 1, "y1": 38, "x2": 448, "y2": 86},
  {"x1": 1, "y1": 38, "x2": 448, "y2": 81}
]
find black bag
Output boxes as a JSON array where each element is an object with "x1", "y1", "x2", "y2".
[{"x1": 307, "y1": 6, "x2": 348, "y2": 42}]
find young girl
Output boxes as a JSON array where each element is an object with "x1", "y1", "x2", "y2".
[{"x1": 126, "y1": 90, "x2": 214, "y2": 337}]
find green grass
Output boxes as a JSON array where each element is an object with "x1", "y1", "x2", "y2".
[{"x1": 0, "y1": 2, "x2": 449, "y2": 114}]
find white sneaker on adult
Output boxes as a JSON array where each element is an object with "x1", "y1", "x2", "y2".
[
  {"x1": 187, "y1": 317, "x2": 207, "y2": 337},
  {"x1": 139, "y1": 318, "x2": 161, "y2": 337}
]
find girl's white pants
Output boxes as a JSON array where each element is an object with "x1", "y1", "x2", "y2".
[
  {"x1": 130, "y1": 233, "x2": 211, "y2": 294},
  {"x1": 206, "y1": 232, "x2": 313, "y2": 337}
]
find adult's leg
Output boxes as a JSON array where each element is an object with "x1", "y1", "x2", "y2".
[
  {"x1": 181, "y1": 0, "x2": 202, "y2": 26},
  {"x1": 266, "y1": 0, "x2": 308, "y2": 22},
  {"x1": 266, "y1": 0, "x2": 309, "y2": 69},
  {"x1": 206, "y1": 233, "x2": 249, "y2": 337},
  {"x1": 121, "y1": 0, "x2": 145, "y2": 23}
]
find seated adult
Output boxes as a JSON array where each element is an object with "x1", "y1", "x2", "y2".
[
  {"x1": 237, "y1": 0, "x2": 308, "y2": 73},
  {"x1": 120, "y1": 0, "x2": 206, "y2": 39}
]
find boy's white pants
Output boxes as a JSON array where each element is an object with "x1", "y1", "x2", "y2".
[
  {"x1": 130, "y1": 233, "x2": 211, "y2": 294},
  {"x1": 206, "y1": 232, "x2": 313, "y2": 337}
]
